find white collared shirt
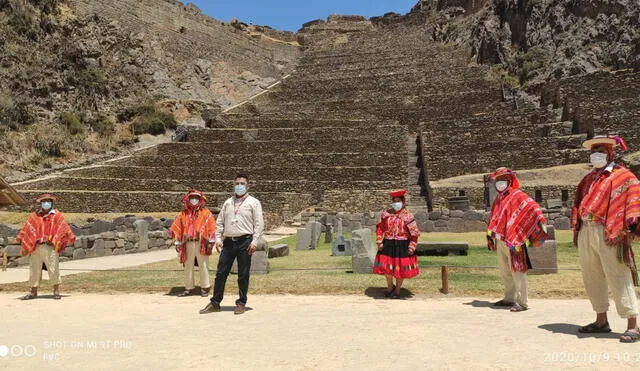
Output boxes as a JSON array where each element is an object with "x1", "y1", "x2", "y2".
[{"x1": 215, "y1": 194, "x2": 264, "y2": 245}]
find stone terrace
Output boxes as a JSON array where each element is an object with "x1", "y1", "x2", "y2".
[
  {"x1": 539, "y1": 70, "x2": 640, "y2": 152},
  {"x1": 14, "y1": 12, "x2": 637, "y2": 220}
]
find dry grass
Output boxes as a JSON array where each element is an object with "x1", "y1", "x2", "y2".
[{"x1": 3, "y1": 230, "x2": 637, "y2": 298}]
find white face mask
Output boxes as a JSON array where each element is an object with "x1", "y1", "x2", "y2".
[
  {"x1": 495, "y1": 180, "x2": 509, "y2": 192},
  {"x1": 391, "y1": 202, "x2": 403, "y2": 211},
  {"x1": 189, "y1": 198, "x2": 199, "y2": 206},
  {"x1": 41, "y1": 201, "x2": 53, "y2": 210},
  {"x1": 590, "y1": 152, "x2": 608, "y2": 168},
  {"x1": 234, "y1": 184, "x2": 247, "y2": 196}
]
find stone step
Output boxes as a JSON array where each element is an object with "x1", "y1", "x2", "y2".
[
  {"x1": 62, "y1": 165, "x2": 404, "y2": 182},
  {"x1": 16, "y1": 178, "x2": 404, "y2": 194},
  {"x1": 109, "y1": 152, "x2": 407, "y2": 168}
]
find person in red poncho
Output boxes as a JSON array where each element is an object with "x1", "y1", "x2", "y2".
[
  {"x1": 16, "y1": 193, "x2": 76, "y2": 300},
  {"x1": 373, "y1": 189, "x2": 420, "y2": 299},
  {"x1": 487, "y1": 168, "x2": 548, "y2": 312},
  {"x1": 572, "y1": 135, "x2": 640, "y2": 343},
  {"x1": 169, "y1": 188, "x2": 217, "y2": 297}
]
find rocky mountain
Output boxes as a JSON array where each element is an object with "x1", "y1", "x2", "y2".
[
  {"x1": 412, "y1": 0, "x2": 639, "y2": 86},
  {"x1": 0, "y1": 0, "x2": 299, "y2": 179}
]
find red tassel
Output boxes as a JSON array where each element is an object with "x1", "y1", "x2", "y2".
[{"x1": 614, "y1": 136, "x2": 628, "y2": 151}]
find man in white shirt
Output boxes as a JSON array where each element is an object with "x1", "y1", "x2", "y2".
[{"x1": 200, "y1": 171, "x2": 264, "y2": 315}]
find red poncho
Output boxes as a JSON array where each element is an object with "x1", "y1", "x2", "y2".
[
  {"x1": 17, "y1": 210, "x2": 76, "y2": 255},
  {"x1": 169, "y1": 202, "x2": 217, "y2": 264},
  {"x1": 487, "y1": 170, "x2": 547, "y2": 272}
]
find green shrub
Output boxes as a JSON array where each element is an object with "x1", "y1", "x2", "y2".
[
  {"x1": 61, "y1": 111, "x2": 83, "y2": 135},
  {"x1": 125, "y1": 104, "x2": 177, "y2": 136},
  {"x1": 92, "y1": 116, "x2": 116, "y2": 138}
]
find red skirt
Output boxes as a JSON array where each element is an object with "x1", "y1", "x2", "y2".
[{"x1": 373, "y1": 239, "x2": 420, "y2": 279}]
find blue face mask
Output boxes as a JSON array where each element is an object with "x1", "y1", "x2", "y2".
[
  {"x1": 189, "y1": 198, "x2": 199, "y2": 206},
  {"x1": 234, "y1": 184, "x2": 247, "y2": 196},
  {"x1": 41, "y1": 201, "x2": 53, "y2": 210},
  {"x1": 391, "y1": 202, "x2": 403, "y2": 211}
]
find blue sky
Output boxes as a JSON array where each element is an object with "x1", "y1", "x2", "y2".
[{"x1": 189, "y1": 1, "x2": 418, "y2": 32}]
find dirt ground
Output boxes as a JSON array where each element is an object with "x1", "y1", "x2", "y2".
[{"x1": 1, "y1": 293, "x2": 640, "y2": 370}]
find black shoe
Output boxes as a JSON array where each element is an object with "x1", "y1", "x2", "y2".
[
  {"x1": 200, "y1": 288, "x2": 210, "y2": 297},
  {"x1": 199, "y1": 302, "x2": 221, "y2": 314}
]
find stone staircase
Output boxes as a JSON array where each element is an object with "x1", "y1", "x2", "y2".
[{"x1": 12, "y1": 14, "x2": 639, "y2": 224}]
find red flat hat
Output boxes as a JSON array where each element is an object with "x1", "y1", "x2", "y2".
[
  {"x1": 388, "y1": 189, "x2": 408, "y2": 198},
  {"x1": 185, "y1": 188, "x2": 207, "y2": 202},
  {"x1": 35, "y1": 193, "x2": 58, "y2": 202}
]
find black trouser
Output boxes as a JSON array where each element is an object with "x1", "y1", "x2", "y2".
[{"x1": 211, "y1": 237, "x2": 252, "y2": 305}]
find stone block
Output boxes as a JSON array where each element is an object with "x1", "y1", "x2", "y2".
[
  {"x1": 74, "y1": 236, "x2": 87, "y2": 249},
  {"x1": 104, "y1": 240, "x2": 116, "y2": 249},
  {"x1": 463, "y1": 210, "x2": 486, "y2": 221},
  {"x1": 428, "y1": 210, "x2": 442, "y2": 220},
  {"x1": 546, "y1": 199, "x2": 563, "y2": 209},
  {"x1": 554, "y1": 216, "x2": 571, "y2": 230},
  {"x1": 73, "y1": 249, "x2": 86, "y2": 260},
  {"x1": 125, "y1": 232, "x2": 139, "y2": 242},
  {"x1": 99, "y1": 231, "x2": 116, "y2": 240},
  {"x1": 418, "y1": 220, "x2": 435, "y2": 233},
  {"x1": 124, "y1": 242, "x2": 135, "y2": 251},
  {"x1": 268, "y1": 244, "x2": 289, "y2": 258},
  {"x1": 296, "y1": 221, "x2": 322, "y2": 250},
  {"x1": 232, "y1": 251, "x2": 268, "y2": 274},
  {"x1": 149, "y1": 219, "x2": 164, "y2": 231},
  {"x1": 331, "y1": 236, "x2": 352, "y2": 256},
  {"x1": 351, "y1": 229, "x2": 376, "y2": 273},
  {"x1": 93, "y1": 239, "x2": 105, "y2": 250},
  {"x1": 415, "y1": 242, "x2": 469, "y2": 256},
  {"x1": 6, "y1": 236, "x2": 17, "y2": 245},
  {"x1": 464, "y1": 220, "x2": 487, "y2": 232},
  {"x1": 528, "y1": 240, "x2": 558, "y2": 274},
  {"x1": 545, "y1": 225, "x2": 556, "y2": 240},
  {"x1": 450, "y1": 210, "x2": 465, "y2": 218},
  {"x1": 115, "y1": 239, "x2": 125, "y2": 248},
  {"x1": 134, "y1": 220, "x2": 149, "y2": 250},
  {"x1": 435, "y1": 220, "x2": 448, "y2": 227},
  {"x1": 89, "y1": 220, "x2": 114, "y2": 235},
  {"x1": 447, "y1": 218, "x2": 466, "y2": 233},
  {"x1": 61, "y1": 246, "x2": 74, "y2": 258},
  {"x1": 3, "y1": 245, "x2": 21, "y2": 257},
  {"x1": 148, "y1": 230, "x2": 166, "y2": 239},
  {"x1": 163, "y1": 219, "x2": 174, "y2": 228},
  {"x1": 112, "y1": 248, "x2": 125, "y2": 255},
  {"x1": 116, "y1": 225, "x2": 127, "y2": 232}
]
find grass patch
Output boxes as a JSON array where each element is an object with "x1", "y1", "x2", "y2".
[{"x1": 1, "y1": 231, "x2": 638, "y2": 298}]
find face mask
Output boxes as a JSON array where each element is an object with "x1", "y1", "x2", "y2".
[
  {"x1": 590, "y1": 152, "x2": 608, "y2": 168},
  {"x1": 495, "y1": 180, "x2": 509, "y2": 192},
  {"x1": 41, "y1": 201, "x2": 53, "y2": 210},
  {"x1": 189, "y1": 198, "x2": 199, "y2": 206},
  {"x1": 391, "y1": 202, "x2": 403, "y2": 211},
  {"x1": 234, "y1": 184, "x2": 247, "y2": 196}
]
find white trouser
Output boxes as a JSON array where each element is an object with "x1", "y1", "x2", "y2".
[
  {"x1": 29, "y1": 244, "x2": 60, "y2": 288},
  {"x1": 497, "y1": 241, "x2": 528, "y2": 308},
  {"x1": 184, "y1": 241, "x2": 210, "y2": 290},
  {"x1": 578, "y1": 221, "x2": 639, "y2": 318}
]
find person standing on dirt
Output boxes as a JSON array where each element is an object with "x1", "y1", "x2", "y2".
[
  {"x1": 169, "y1": 188, "x2": 217, "y2": 297},
  {"x1": 572, "y1": 135, "x2": 640, "y2": 343},
  {"x1": 200, "y1": 171, "x2": 264, "y2": 315},
  {"x1": 487, "y1": 168, "x2": 548, "y2": 312},
  {"x1": 16, "y1": 193, "x2": 76, "y2": 300},
  {"x1": 373, "y1": 189, "x2": 420, "y2": 299}
]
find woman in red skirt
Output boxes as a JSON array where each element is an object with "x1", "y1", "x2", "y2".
[{"x1": 373, "y1": 189, "x2": 420, "y2": 298}]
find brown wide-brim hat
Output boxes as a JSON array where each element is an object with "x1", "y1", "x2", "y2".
[
  {"x1": 582, "y1": 136, "x2": 617, "y2": 149},
  {"x1": 35, "y1": 193, "x2": 59, "y2": 203}
]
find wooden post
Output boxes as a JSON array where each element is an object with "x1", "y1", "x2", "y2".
[
  {"x1": 440, "y1": 265, "x2": 449, "y2": 294},
  {"x1": 2, "y1": 251, "x2": 7, "y2": 272}
]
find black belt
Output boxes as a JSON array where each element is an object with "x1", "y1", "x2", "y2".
[{"x1": 225, "y1": 235, "x2": 251, "y2": 241}]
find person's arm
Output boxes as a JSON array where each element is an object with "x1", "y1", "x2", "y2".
[
  {"x1": 250, "y1": 199, "x2": 264, "y2": 247},
  {"x1": 215, "y1": 201, "x2": 227, "y2": 244},
  {"x1": 375, "y1": 213, "x2": 385, "y2": 251}
]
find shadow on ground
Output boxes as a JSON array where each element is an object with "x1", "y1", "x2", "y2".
[
  {"x1": 538, "y1": 323, "x2": 620, "y2": 339},
  {"x1": 364, "y1": 287, "x2": 415, "y2": 300}
]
